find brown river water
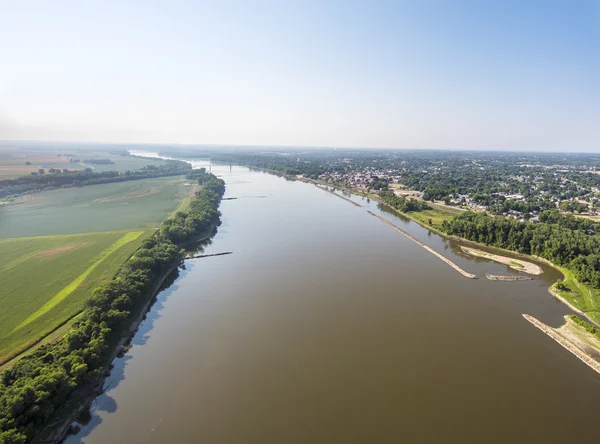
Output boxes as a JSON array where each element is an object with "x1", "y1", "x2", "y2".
[{"x1": 66, "y1": 160, "x2": 600, "y2": 444}]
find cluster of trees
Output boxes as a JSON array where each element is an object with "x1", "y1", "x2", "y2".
[
  {"x1": 538, "y1": 209, "x2": 599, "y2": 233},
  {"x1": 161, "y1": 170, "x2": 226, "y2": 244},
  {"x1": 0, "y1": 159, "x2": 192, "y2": 199},
  {"x1": 368, "y1": 177, "x2": 389, "y2": 191},
  {"x1": 441, "y1": 211, "x2": 600, "y2": 289},
  {"x1": 0, "y1": 171, "x2": 224, "y2": 443},
  {"x1": 379, "y1": 191, "x2": 430, "y2": 213},
  {"x1": 558, "y1": 200, "x2": 588, "y2": 214}
]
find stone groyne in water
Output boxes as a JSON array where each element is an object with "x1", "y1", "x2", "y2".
[
  {"x1": 486, "y1": 274, "x2": 533, "y2": 281},
  {"x1": 523, "y1": 314, "x2": 600, "y2": 376},
  {"x1": 367, "y1": 211, "x2": 477, "y2": 279},
  {"x1": 315, "y1": 185, "x2": 362, "y2": 207}
]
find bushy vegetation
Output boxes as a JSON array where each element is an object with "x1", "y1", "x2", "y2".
[
  {"x1": 161, "y1": 171, "x2": 225, "y2": 244},
  {"x1": 568, "y1": 315, "x2": 600, "y2": 341},
  {"x1": 0, "y1": 171, "x2": 224, "y2": 443},
  {"x1": 0, "y1": 159, "x2": 191, "y2": 199},
  {"x1": 379, "y1": 190, "x2": 430, "y2": 213}
]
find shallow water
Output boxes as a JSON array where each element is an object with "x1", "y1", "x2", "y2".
[{"x1": 67, "y1": 161, "x2": 600, "y2": 444}]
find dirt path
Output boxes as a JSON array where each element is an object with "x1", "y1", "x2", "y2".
[
  {"x1": 368, "y1": 211, "x2": 477, "y2": 279},
  {"x1": 461, "y1": 246, "x2": 542, "y2": 275}
]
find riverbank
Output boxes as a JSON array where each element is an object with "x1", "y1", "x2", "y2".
[
  {"x1": 38, "y1": 214, "x2": 225, "y2": 444},
  {"x1": 461, "y1": 246, "x2": 543, "y2": 275},
  {"x1": 368, "y1": 211, "x2": 477, "y2": 279},
  {"x1": 0, "y1": 172, "x2": 226, "y2": 443},
  {"x1": 361, "y1": 188, "x2": 599, "y2": 324},
  {"x1": 523, "y1": 314, "x2": 600, "y2": 376},
  {"x1": 33, "y1": 261, "x2": 183, "y2": 444}
]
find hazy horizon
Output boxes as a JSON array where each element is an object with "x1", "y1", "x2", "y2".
[
  {"x1": 4, "y1": 138, "x2": 600, "y2": 155},
  {"x1": 1, "y1": 1, "x2": 599, "y2": 152}
]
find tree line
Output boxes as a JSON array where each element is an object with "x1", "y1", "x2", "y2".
[
  {"x1": 0, "y1": 171, "x2": 225, "y2": 444},
  {"x1": 0, "y1": 159, "x2": 192, "y2": 199}
]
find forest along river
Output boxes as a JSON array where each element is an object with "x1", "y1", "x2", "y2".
[{"x1": 66, "y1": 157, "x2": 600, "y2": 444}]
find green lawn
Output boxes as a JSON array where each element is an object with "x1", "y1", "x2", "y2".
[
  {"x1": 0, "y1": 230, "x2": 153, "y2": 362},
  {"x1": 0, "y1": 176, "x2": 193, "y2": 238},
  {"x1": 552, "y1": 267, "x2": 600, "y2": 325},
  {"x1": 404, "y1": 208, "x2": 456, "y2": 233}
]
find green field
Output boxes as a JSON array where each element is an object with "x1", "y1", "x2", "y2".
[
  {"x1": 0, "y1": 230, "x2": 153, "y2": 362},
  {"x1": 552, "y1": 267, "x2": 600, "y2": 325},
  {"x1": 0, "y1": 176, "x2": 193, "y2": 238},
  {"x1": 0, "y1": 173, "x2": 195, "y2": 363},
  {"x1": 403, "y1": 208, "x2": 457, "y2": 233}
]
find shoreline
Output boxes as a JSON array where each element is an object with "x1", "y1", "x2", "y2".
[
  {"x1": 36, "y1": 219, "x2": 222, "y2": 444},
  {"x1": 548, "y1": 288, "x2": 600, "y2": 329},
  {"x1": 294, "y1": 176, "x2": 600, "y2": 377},
  {"x1": 33, "y1": 260, "x2": 183, "y2": 444},
  {"x1": 0, "y1": 212, "x2": 212, "y2": 371},
  {"x1": 461, "y1": 246, "x2": 543, "y2": 275},
  {"x1": 367, "y1": 211, "x2": 477, "y2": 279}
]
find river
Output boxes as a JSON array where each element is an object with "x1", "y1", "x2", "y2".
[{"x1": 66, "y1": 155, "x2": 600, "y2": 443}]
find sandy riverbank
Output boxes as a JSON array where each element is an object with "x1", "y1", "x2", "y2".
[
  {"x1": 368, "y1": 211, "x2": 477, "y2": 279},
  {"x1": 523, "y1": 314, "x2": 600, "y2": 376},
  {"x1": 461, "y1": 246, "x2": 543, "y2": 275}
]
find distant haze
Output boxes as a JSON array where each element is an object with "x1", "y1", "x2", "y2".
[{"x1": 1, "y1": 0, "x2": 599, "y2": 152}]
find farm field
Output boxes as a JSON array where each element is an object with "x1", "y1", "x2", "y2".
[
  {"x1": 0, "y1": 172, "x2": 196, "y2": 363},
  {"x1": 0, "y1": 152, "x2": 81, "y2": 179},
  {"x1": 0, "y1": 229, "x2": 153, "y2": 363},
  {"x1": 79, "y1": 154, "x2": 168, "y2": 172},
  {"x1": 0, "y1": 176, "x2": 194, "y2": 238},
  {"x1": 0, "y1": 142, "x2": 168, "y2": 178}
]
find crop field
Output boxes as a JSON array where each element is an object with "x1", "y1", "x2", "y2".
[
  {"x1": 0, "y1": 153, "x2": 80, "y2": 179},
  {"x1": 0, "y1": 229, "x2": 153, "y2": 362},
  {"x1": 0, "y1": 143, "x2": 168, "y2": 178},
  {"x1": 81, "y1": 154, "x2": 168, "y2": 172},
  {"x1": 0, "y1": 176, "x2": 194, "y2": 238},
  {"x1": 0, "y1": 172, "x2": 195, "y2": 363}
]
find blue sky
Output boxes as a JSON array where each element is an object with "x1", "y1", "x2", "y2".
[{"x1": 0, "y1": 0, "x2": 598, "y2": 151}]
